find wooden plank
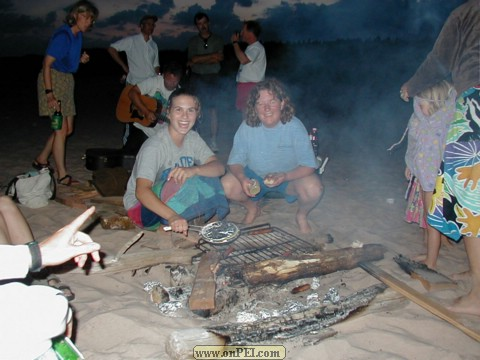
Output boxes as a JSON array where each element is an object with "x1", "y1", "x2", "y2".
[
  {"x1": 71, "y1": 248, "x2": 200, "y2": 275},
  {"x1": 55, "y1": 183, "x2": 98, "y2": 210},
  {"x1": 360, "y1": 262, "x2": 480, "y2": 343},
  {"x1": 189, "y1": 251, "x2": 221, "y2": 311},
  {"x1": 394, "y1": 254, "x2": 457, "y2": 292}
]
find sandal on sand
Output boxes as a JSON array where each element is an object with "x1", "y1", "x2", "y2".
[
  {"x1": 47, "y1": 276, "x2": 75, "y2": 301},
  {"x1": 32, "y1": 160, "x2": 50, "y2": 171},
  {"x1": 57, "y1": 175, "x2": 79, "y2": 186}
]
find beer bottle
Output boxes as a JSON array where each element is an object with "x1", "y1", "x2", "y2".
[
  {"x1": 310, "y1": 127, "x2": 319, "y2": 157},
  {"x1": 51, "y1": 100, "x2": 63, "y2": 130}
]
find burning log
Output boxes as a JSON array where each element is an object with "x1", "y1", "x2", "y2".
[
  {"x1": 241, "y1": 244, "x2": 386, "y2": 286},
  {"x1": 207, "y1": 283, "x2": 387, "y2": 344}
]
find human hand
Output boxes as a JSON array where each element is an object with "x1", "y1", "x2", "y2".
[
  {"x1": 400, "y1": 85, "x2": 409, "y2": 102},
  {"x1": 39, "y1": 207, "x2": 101, "y2": 268},
  {"x1": 405, "y1": 167, "x2": 411, "y2": 181},
  {"x1": 231, "y1": 32, "x2": 240, "y2": 43},
  {"x1": 263, "y1": 173, "x2": 286, "y2": 187},
  {"x1": 167, "y1": 167, "x2": 195, "y2": 185},
  {"x1": 213, "y1": 52, "x2": 224, "y2": 62},
  {"x1": 80, "y1": 51, "x2": 90, "y2": 64},
  {"x1": 145, "y1": 111, "x2": 157, "y2": 125},
  {"x1": 47, "y1": 95, "x2": 58, "y2": 111},
  {"x1": 166, "y1": 214, "x2": 188, "y2": 235}
]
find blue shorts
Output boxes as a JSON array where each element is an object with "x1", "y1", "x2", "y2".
[{"x1": 244, "y1": 167, "x2": 297, "y2": 203}]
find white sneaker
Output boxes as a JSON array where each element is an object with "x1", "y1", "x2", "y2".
[{"x1": 209, "y1": 139, "x2": 219, "y2": 152}]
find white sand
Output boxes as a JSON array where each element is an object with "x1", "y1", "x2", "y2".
[{"x1": 3, "y1": 98, "x2": 479, "y2": 359}]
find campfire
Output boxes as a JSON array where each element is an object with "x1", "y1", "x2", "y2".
[{"x1": 144, "y1": 225, "x2": 388, "y2": 349}]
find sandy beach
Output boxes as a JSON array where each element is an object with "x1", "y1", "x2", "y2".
[{"x1": 1, "y1": 49, "x2": 480, "y2": 359}]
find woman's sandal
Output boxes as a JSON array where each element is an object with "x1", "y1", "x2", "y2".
[
  {"x1": 57, "y1": 175, "x2": 79, "y2": 186},
  {"x1": 32, "y1": 160, "x2": 50, "y2": 171},
  {"x1": 47, "y1": 276, "x2": 75, "y2": 301}
]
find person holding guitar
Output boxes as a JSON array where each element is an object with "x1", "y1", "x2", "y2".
[{"x1": 119, "y1": 61, "x2": 184, "y2": 155}]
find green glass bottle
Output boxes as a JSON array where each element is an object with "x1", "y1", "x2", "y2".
[
  {"x1": 51, "y1": 100, "x2": 63, "y2": 130},
  {"x1": 52, "y1": 336, "x2": 84, "y2": 360}
]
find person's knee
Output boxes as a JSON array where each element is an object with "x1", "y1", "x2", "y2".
[
  {"x1": 221, "y1": 175, "x2": 234, "y2": 198},
  {"x1": 0, "y1": 195, "x2": 16, "y2": 212},
  {"x1": 296, "y1": 176, "x2": 323, "y2": 202}
]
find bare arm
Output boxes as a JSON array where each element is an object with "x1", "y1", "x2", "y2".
[
  {"x1": 107, "y1": 47, "x2": 128, "y2": 74},
  {"x1": 188, "y1": 52, "x2": 224, "y2": 67},
  {"x1": 135, "y1": 178, "x2": 188, "y2": 233},
  {"x1": 168, "y1": 156, "x2": 225, "y2": 184},
  {"x1": 42, "y1": 55, "x2": 58, "y2": 109},
  {"x1": 231, "y1": 33, "x2": 250, "y2": 65},
  {"x1": 128, "y1": 85, "x2": 156, "y2": 125},
  {"x1": 264, "y1": 166, "x2": 316, "y2": 188}
]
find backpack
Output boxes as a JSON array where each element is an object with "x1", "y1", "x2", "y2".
[{"x1": 5, "y1": 168, "x2": 56, "y2": 208}]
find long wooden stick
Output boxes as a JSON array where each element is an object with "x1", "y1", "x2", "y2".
[{"x1": 360, "y1": 262, "x2": 480, "y2": 342}]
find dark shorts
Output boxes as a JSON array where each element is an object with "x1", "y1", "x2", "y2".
[
  {"x1": 188, "y1": 73, "x2": 221, "y2": 109},
  {"x1": 244, "y1": 167, "x2": 297, "y2": 203}
]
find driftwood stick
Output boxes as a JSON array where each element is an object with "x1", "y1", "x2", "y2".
[
  {"x1": 360, "y1": 262, "x2": 480, "y2": 343},
  {"x1": 111, "y1": 232, "x2": 144, "y2": 263},
  {"x1": 242, "y1": 244, "x2": 386, "y2": 286}
]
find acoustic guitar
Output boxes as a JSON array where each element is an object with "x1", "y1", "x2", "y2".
[{"x1": 116, "y1": 85, "x2": 159, "y2": 127}]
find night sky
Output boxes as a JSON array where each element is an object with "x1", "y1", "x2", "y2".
[{"x1": 0, "y1": 0, "x2": 465, "y2": 57}]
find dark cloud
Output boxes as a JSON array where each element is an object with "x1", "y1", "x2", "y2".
[
  {"x1": 97, "y1": 0, "x2": 175, "y2": 28},
  {"x1": 0, "y1": 0, "x2": 467, "y2": 56}
]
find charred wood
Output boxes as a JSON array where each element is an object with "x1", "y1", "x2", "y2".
[{"x1": 207, "y1": 283, "x2": 387, "y2": 344}]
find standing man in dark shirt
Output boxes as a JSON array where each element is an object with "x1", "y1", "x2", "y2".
[{"x1": 187, "y1": 12, "x2": 224, "y2": 152}]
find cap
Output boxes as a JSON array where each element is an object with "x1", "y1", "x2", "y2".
[{"x1": 140, "y1": 14, "x2": 158, "y2": 25}]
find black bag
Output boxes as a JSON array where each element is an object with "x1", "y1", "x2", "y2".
[
  {"x1": 84, "y1": 148, "x2": 135, "y2": 171},
  {"x1": 91, "y1": 167, "x2": 130, "y2": 197},
  {"x1": 84, "y1": 148, "x2": 123, "y2": 171}
]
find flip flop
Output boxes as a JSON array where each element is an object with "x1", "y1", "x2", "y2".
[
  {"x1": 47, "y1": 276, "x2": 75, "y2": 301},
  {"x1": 56, "y1": 284, "x2": 75, "y2": 301},
  {"x1": 57, "y1": 175, "x2": 80, "y2": 186}
]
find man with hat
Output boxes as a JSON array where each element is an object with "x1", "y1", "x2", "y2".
[{"x1": 108, "y1": 14, "x2": 160, "y2": 85}]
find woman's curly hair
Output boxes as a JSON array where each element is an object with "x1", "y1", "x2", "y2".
[
  {"x1": 245, "y1": 78, "x2": 295, "y2": 127},
  {"x1": 65, "y1": 1, "x2": 99, "y2": 27}
]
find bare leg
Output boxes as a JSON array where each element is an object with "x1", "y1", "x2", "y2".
[
  {"x1": 0, "y1": 196, "x2": 34, "y2": 245},
  {"x1": 36, "y1": 115, "x2": 74, "y2": 180},
  {"x1": 210, "y1": 108, "x2": 218, "y2": 142},
  {"x1": 423, "y1": 190, "x2": 441, "y2": 269},
  {"x1": 35, "y1": 132, "x2": 54, "y2": 165},
  {"x1": 288, "y1": 174, "x2": 323, "y2": 234},
  {"x1": 447, "y1": 236, "x2": 480, "y2": 316},
  {"x1": 221, "y1": 173, "x2": 260, "y2": 224}
]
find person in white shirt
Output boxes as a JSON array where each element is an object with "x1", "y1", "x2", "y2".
[
  {"x1": 0, "y1": 201, "x2": 101, "y2": 359},
  {"x1": 108, "y1": 14, "x2": 160, "y2": 145},
  {"x1": 231, "y1": 20, "x2": 267, "y2": 113},
  {"x1": 107, "y1": 14, "x2": 160, "y2": 85},
  {"x1": 122, "y1": 61, "x2": 184, "y2": 155}
]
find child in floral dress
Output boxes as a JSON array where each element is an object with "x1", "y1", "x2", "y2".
[{"x1": 404, "y1": 80, "x2": 456, "y2": 269}]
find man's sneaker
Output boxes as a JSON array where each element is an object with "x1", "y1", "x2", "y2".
[{"x1": 209, "y1": 139, "x2": 219, "y2": 152}]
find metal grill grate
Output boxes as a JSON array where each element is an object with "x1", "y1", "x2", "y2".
[{"x1": 195, "y1": 225, "x2": 317, "y2": 265}]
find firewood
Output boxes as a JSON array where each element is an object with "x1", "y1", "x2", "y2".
[
  {"x1": 393, "y1": 254, "x2": 457, "y2": 291},
  {"x1": 206, "y1": 283, "x2": 387, "y2": 344},
  {"x1": 188, "y1": 251, "x2": 221, "y2": 312},
  {"x1": 241, "y1": 244, "x2": 386, "y2": 286}
]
